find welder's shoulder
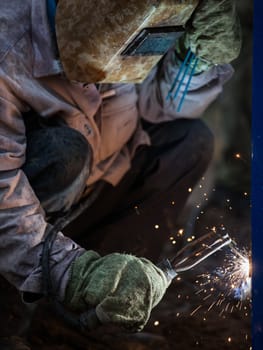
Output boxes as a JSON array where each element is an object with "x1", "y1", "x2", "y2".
[{"x1": 0, "y1": 0, "x2": 31, "y2": 63}]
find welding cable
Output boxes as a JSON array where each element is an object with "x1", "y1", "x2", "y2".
[
  {"x1": 166, "y1": 48, "x2": 192, "y2": 101},
  {"x1": 41, "y1": 182, "x2": 105, "y2": 331},
  {"x1": 177, "y1": 56, "x2": 199, "y2": 112}
]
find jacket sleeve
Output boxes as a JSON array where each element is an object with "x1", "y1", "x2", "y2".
[
  {"x1": 137, "y1": 49, "x2": 234, "y2": 123},
  {"x1": 0, "y1": 75, "x2": 85, "y2": 302}
]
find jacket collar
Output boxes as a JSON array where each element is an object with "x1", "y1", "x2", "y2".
[{"x1": 31, "y1": 0, "x2": 63, "y2": 78}]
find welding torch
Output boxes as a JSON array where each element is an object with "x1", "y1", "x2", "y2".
[
  {"x1": 158, "y1": 230, "x2": 232, "y2": 281},
  {"x1": 67, "y1": 230, "x2": 233, "y2": 332},
  {"x1": 43, "y1": 186, "x2": 235, "y2": 332}
]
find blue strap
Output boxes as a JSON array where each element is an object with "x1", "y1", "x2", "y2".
[
  {"x1": 166, "y1": 49, "x2": 199, "y2": 112},
  {"x1": 172, "y1": 52, "x2": 194, "y2": 101},
  {"x1": 166, "y1": 49, "x2": 192, "y2": 101},
  {"x1": 177, "y1": 57, "x2": 199, "y2": 112},
  {"x1": 47, "y1": 0, "x2": 57, "y2": 36}
]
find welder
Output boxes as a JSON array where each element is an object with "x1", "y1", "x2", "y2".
[{"x1": 0, "y1": 0, "x2": 241, "y2": 333}]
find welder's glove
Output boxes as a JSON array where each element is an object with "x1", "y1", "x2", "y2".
[
  {"x1": 175, "y1": 0, "x2": 241, "y2": 71},
  {"x1": 64, "y1": 251, "x2": 170, "y2": 332}
]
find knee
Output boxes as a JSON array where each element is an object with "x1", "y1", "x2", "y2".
[
  {"x1": 160, "y1": 118, "x2": 214, "y2": 167},
  {"x1": 166, "y1": 118, "x2": 214, "y2": 177},
  {"x1": 24, "y1": 126, "x2": 91, "y2": 194}
]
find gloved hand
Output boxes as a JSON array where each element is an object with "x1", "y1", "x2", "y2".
[
  {"x1": 175, "y1": 0, "x2": 241, "y2": 71},
  {"x1": 64, "y1": 251, "x2": 170, "y2": 332}
]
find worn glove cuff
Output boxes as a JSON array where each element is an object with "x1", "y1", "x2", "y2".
[
  {"x1": 182, "y1": 0, "x2": 242, "y2": 65},
  {"x1": 174, "y1": 36, "x2": 213, "y2": 74}
]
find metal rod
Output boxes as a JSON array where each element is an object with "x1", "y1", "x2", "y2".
[{"x1": 158, "y1": 231, "x2": 232, "y2": 281}]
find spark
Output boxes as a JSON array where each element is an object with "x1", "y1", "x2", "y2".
[
  {"x1": 168, "y1": 226, "x2": 251, "y2": 350},
  {"x1": 155, "y1": 224, "x2": 160, "y2": 229},
  {"x1": 178, "y1": 229, "x2": 184, "y2": 236},
  {"x1": 188, "y1": 188, "x2": 192, "y2": 193},
  {"x1": 203, "y1": 294, "x2": 212, "y2": 301},
  {"x1": 154, "y1": 321, "x2": 160, "y2": 326},
  {"x1": 134, "y1": 205, "x2": 140, "y2": 215},
  {"x1": 221, "y1": 246, "x2": 252, "y2": 301},
  {"x1": 207, "y1": 301, "x2": 216, "y2": 311},
  {"x1": 192, "y1": 240, "x2": 251, "y2": 318},
  {"x1": 234, "y1": 152, "x2": 249, "y2": 166},
  {"x1": 190, "y1": 305, "x2": 202, "y2": 316},
  {"x1": 170, "y1": 236, "x2": 177, "y2": 245}
]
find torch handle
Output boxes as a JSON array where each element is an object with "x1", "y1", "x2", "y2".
[
  {"x1": 53, "y1": 300, "x2": 101, "y2": 332},
  {"x1": 79, "y1": 309, "x2": 101, "y2": 331}
]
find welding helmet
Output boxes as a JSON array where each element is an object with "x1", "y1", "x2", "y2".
[{"x1": 56, "y1": 0, "x2": 199, "y2": 83}]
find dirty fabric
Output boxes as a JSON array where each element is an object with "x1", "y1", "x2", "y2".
[
  {"x1": 65, "y1": 252, "x2": 170, "y2": 331},
  {"x1": 183, "y1": 0, "x2": 241, "y2": 64}
]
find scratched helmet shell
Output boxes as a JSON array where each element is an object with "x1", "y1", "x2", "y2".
[{"x1": 55, "y1": 0, "x2": 198, "y2": 83}]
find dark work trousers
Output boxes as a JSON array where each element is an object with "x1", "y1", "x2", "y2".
[{"x1": 23, "y1": 117, "x2": 214, "y2": 263}]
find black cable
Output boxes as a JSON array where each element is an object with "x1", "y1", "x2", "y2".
[{"x1": 41, "y1": 182, "x2": 105, "y2": 331}]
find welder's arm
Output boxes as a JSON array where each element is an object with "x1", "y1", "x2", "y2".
[
  {"x1": 181, "y1": 0, "x2": 241, "y2": 66},
  {"x1": 137, "y1": 0, "x2": 241, "y2": 122},
  {"x1": 0, "y1": 79, "x2": 85, "y2": 301},
  {"x1": 138, "y1": 50, "x2": 234, "y2": 122},
  {"x1": 64, "y1": 252, "x2": 170, "y2": 332},
  {"x1": 0, "y1": 78, "x2": 169, "y2": 331}
]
